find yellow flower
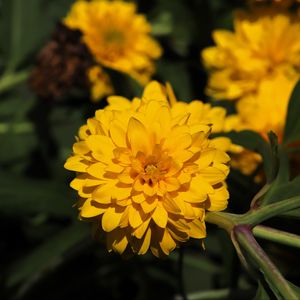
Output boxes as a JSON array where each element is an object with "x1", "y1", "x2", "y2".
[
  {"x1": 223, "y1": 73, "x2": 296, "y2": 177},
  {"x1": 106, "y1": 82, "x2": 255, "y2": 176},
  {"x1": 64, "y1": 81, "x2": 230, "y2": 257},
  {"x1": 64, "y1": 0, "x2": 162, "y2": 85},
  {"x1": 234, "y1": 73, "x2": 296, "y2": 142},
  {"x1": 88, "y1": 66, "x2": 114, "y2": 102},
  {"x1": 202, "y1": 8, "x2": 300, "y2": 101}
]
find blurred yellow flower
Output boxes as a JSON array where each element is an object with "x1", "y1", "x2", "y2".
[
  {"x1": 223, "y1": 73, "x2": 296, "y2": 177},
  {"x1": 64, "y1": 0, "x2": 162, "y2": 85},
  {"x1": 202, "y1": 8, "x2": 300, "y2": 101},
  {"x1": 64, "y1": 81, "x2": 230, "y2": 257},
  {"x1": 233, "y1": 73, "x2": 296, "y2": 142},
  {"x1": 88, "y1": 66, "x2": 114, "y2": 102}
]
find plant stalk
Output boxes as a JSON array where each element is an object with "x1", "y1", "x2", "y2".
[
  {"x1": 253, "y1": 225, "x2": 300, "y2": 249},
  {"x1": 241, "y1": 196, "x2": 300, "y2": 226},
  {"x1": 235, "y1": 225, "x2": 298, "y2": 300},
  {"x1": 205, "y1": 211, "x2": 238, "y2": 233}
]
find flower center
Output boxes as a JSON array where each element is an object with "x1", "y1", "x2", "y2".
[
  {"x1": 104, "y1": 30, "x2": 125, "y2": 44},
  {"x1": 144, "y1": 164, "x2": 158, "y2": 175}
]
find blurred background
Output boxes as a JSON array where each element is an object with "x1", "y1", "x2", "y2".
[{"x1": 1, "y1": 0, "x2": 299, "y2": 299}]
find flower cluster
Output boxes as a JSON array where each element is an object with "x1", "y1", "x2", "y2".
[
  {"x1": 202, "y1": 8, "x2": 300, "y2": 102},
  {"x1": 202, "y1": 7, "x2": 300, "y2": 174},
  {"x1": 64, "y1": 0, "x2": 162, "y2": 101},
  {"x1": 64, "y1": 81, "x2": 230, "y2": 256}
]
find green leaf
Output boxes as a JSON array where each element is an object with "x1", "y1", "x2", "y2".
[
  {"x1": 0, "y1": 172, "x2": 75, "y2": 217},
  {"x1": 288, "y1": 281, "x2": 300, "y2": 298},
  {"x1": 0, "y1": 131, "x2": 36, "y2": 163},
  {"x1": 0, "y1": 94, "x2": 36, "y2": 164},
  {"x1": 1, "y1": 0, "x2": 40, "y2": 71},
  {"x1": 253, "y1": 281, "x2": 270, "y2": 300},
  {"x1": 151, "y1": 11, "x2": 173, "y2": 36},
  {"x1": 262, "y1": 175, "x2": 300, "y2": 208},
  {"x1": 256, "y1": 145, "x2": 290, "y2": 207},
  {"x1": 283, "y1": 80, "x2": 300, "y2": 144},
  {"x1": 281, "y1": 209, "x2": 300, "y2": 219},
  {"x1": 5, "y1": 222, "x2": 90, "y2": 287},
  {"x1": 0, "y1": 0, "x2": 74, "y2": 72},
  {"x1": 0, "y1": 70, "x2": 30, "y2": 94}
]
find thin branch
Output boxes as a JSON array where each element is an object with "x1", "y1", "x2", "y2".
[
  {"x1": 241, "y1": 196, "x2": 300, "y2": 226},
  {"x1": 253, "y1": 225, "x2": 300, "y2": 249},
  {"x1": 234, "y1": 225, "x2": 298, "y2": 300}
]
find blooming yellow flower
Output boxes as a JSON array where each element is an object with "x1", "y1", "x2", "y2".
[
  {"x1": 88, "y1": 66, "x2": 114, "y2": 102},
  {"x1": 64, "y1": 0, "x2": 162, "y2": 85},
  {"x1": 202, "y1": 8, "x2": 300, "y2": 101},
  {"x1": 233, "y1": 73, "x2": 296, "y2": 142},
  {"x1": 64, "y1": 81, "x2": 230, "y2": 257},
  {"x1": 221, "y1": 73, "x2": 296, "y2": 178},
  {"x1": 106, "y1": 82, "x2": 259, "y2": 176}
]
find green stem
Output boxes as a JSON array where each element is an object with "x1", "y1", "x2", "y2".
[
  {"x1": 235, "y1": 225, "x2": 298, "y2": 300},
  {"x1": 253, "y1": 225, "x2": 300, "y2": 249},
  {"x1": 241, "y1": 196, "x2": 300, "y2": 226},
  {"x1": 0, "y1": 70, "x2": 30, "y2": 93},
  {"x1": 205, "y1": 211, "x2": 239, "y2": 233}
]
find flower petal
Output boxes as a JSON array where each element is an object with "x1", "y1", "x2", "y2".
[
  {"x1": 110, "y1": 121, "x2": 127, "y2": 147},
  {"x1": 102, "y1": 207, "x2": 123, "y2": 232},
  {"x1": 152, "y1": 204, "x2": 168, "y2": 228},
  {"x1": 80, "y1": 199, "x2": 106, "y2": 218},
  {"x1": 159, "y1": 229, "x2": 176, "y2": 255},
  {"x1": 128, "y1": 205, "x2": 143, "y2": 228},
  {"x1": 127, "y1": 117, "x2": 152, "y2": 155}
]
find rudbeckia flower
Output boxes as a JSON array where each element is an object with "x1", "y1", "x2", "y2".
[
  {"x1": 64, "y1": 81, "x2": 230, "y2": 257},
  {"x1": 202, "y1": 8, "x2": 300, "y2": 101},
  {"x1": 64, "y1": 0, "x2": 162, "y2": 86},
  {"x1": 233, "y1": 73, "x2": 296, "y2": 142}
]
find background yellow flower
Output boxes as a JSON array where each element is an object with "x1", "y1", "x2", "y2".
[
  {"x1": 64, "y1": 81, "x2": 230, "y2": 256},
  {"x1": 234, "y1": 73, "x2": 296, "y2": 142},
  {"x1": 64, "y1": 0, "x2": 162, "y2": 85},
  {"x1": 202, "y1": 8, "x2": 300, "y2": 101}
]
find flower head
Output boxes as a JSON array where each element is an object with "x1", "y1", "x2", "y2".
[
  {"x1": 232, "y1": 73, "x2": 296, "y2": 142},
  {"x1": 64, "y1": 81, "x2": 230, "y2": 257},
  {"x1": 202, "y1": 8, "x2": 300, "y2": 101},
  {"x1": 64, "y1": 0, "x2": 162, "y2": 85}
]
